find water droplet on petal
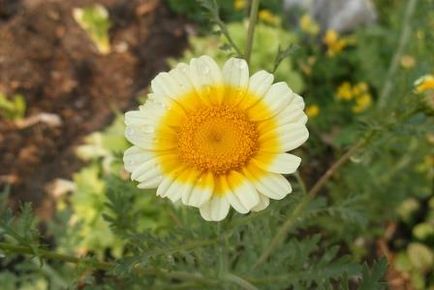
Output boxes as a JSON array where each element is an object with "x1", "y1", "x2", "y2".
[
  {"x1": 237, "y1": 60, "x2": 246, "y2": 69},
  {"x1": 126, "y1": 127, "x2": 135, "y2": 137},
  {"x1": 202, "y1": 64, "x2": 210, "y2": 74}
]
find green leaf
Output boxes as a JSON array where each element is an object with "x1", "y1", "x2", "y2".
[
  {"x1": 73, "y1": 4, "x2": 111, "y2": 54},
  {"x1": 359, "y1": 259, "x2": 387, "y2": 290}
]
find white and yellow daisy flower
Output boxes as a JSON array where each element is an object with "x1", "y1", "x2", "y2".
[{"x1": 123, "y1": 56, "x2": 309, "y2": 221}]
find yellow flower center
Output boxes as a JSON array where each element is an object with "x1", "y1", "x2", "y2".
[{"x1": 177, "y1": 105, "x2": 259, "y2": 175}]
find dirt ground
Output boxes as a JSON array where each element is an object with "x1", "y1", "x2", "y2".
[{"x1": 0, "y1": 0, "x2": 187, "y2": 212}]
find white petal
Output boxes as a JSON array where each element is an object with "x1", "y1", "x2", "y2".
[
  {"x1": 249, "y1": 82, "x2": 295, "y2": 121},
  {"x1": 180, "y1": 170, "x2": 201, "y2": 205},
  {"x1": 251, "y1": 194, "x2": 270, "y2": 212},
  {"x1": 248, "y1": 70, "x2": 274, "y2": 98},
  {"x1": 138, "y1": 176, "x2": 162, "y2": 189},
  {"x1": 227, "y1": 171, "x2": 260, "y2": 212},
  {"x1": 275, "y1": 95, "x2": 307, "y2": 125},
  {"x1": 151, "y1": 72, "x2": 177, "y2": 98},
  {"x1": 130, "y1": 157, "x2": 162, "y2": 185},
  {"x1": 243, "y1": 166, "x2": 292, "y2": 200},
  {"x1": 123, "y1": 146, "x2": 153, "y2": 172},
  {"x1": 186, "y1": 172, "x2": 214, "y2": 208},
  {"x1": 156, "y1": 169, "x2": 183, "y2": 202},
  {"x1": 253, "y1": 153, "x2": 301, "y2": 174},
  {"x1": 260, "y1": 123, "x2": 309, "y2": 152},
  {"x1": 125, "y1": 125, "x2": 176, "y2": 151},
  {"x1": 226, "y1": 193, "x2": 248, "y2": 214},
  {"x1": 199, "y1": 196, "x2": 230, "y2": 222},
  {"x1": 187, "y1": 56, "x2": 224, "y2": 105},
  {"x1": 189, "y1": 56, "x2": 223, "y2": 87},
  {"x1": 168, "y1": 63, "x2": 195, "y2": 95},
  {"x1": 222, "y1": 57, "x2": 249, "y2": 89},
  {"x1": 125, "y1": 101, "x2": 166, "y2": 128}
]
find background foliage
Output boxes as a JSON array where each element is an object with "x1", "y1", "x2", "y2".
[{"x1": 1, "y1": 0, "x2": 433, "y2": 289}]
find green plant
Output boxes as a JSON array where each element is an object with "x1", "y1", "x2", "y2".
[
  {"x1": 0, "y1": 93, "x2": 26, "y2": 120},
  {"x1": 73, "y1": 4, "x2": 112, "y2": 54}
]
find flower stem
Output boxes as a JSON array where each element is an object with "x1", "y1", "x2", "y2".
[
  {"x1": 244, "y1": 0, "x2": 260, "y2": 64},
  {"x1": 223, "y1": 273, "x2": 258, "y2": 290},
  {"x1": 216, "y1": 18, "x2": 243, "y2": 56},
  {"x1": 253, "y1": 134, "x2": 373, "y2": 268},
  {"x1": 377, "y1": 0, "x2": 418, "y2": 109},
  {"x1": 0, "y1": 242, "x2": 111, "y2": 269}
]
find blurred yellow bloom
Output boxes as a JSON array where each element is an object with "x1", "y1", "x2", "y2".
[
  {"x1": 306, "y1": 104, "x2": 320, "y2": 118},
  {"x1": 323, "y1": 29, "x2": 354, "y2": 57},
  {"x1": 427, "y1": 133, "x2": 434, "y2": 145},
  {"x1": 258, "y1": 9, "x2": 280, "y2": 26},
  {"x1": 299, "y1": 56, "x2": 317, "y2": 75},
  {"x1": 352, "y1": 93, "x2": 372, "y2": 113},
  {"x1": 352, "y1": 82, "x2": 368, "y2": 96},
  {"x1": 299, "y1": 14, "x2": 319, "y2": 36},
  {"x1": 414, "y1": 75, "x2": 434, "y2": 94},
  {"x1": 336, "y1": 82, "x2": 353, "y2": 101},
  {"x1": 400, "y1": 55, "x2": 416, "y2": 69},
  {"x1": 234, "y1": 0, "x2": 246, "y2": 10},
  {"x1": 414, "y1": 75, "x2": 434, "y2": 115}
]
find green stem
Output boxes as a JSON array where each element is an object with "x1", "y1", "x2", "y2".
[
  {"x1": 294, "y1": 171, "x2": 307, "y2": 195},
  {"x1": 244, "y1": 0, "x2": 260, "y2": 63},
  {"x1": 216, "y1": 18, "x2": 243, "y2": 56},
  {"x1": 223, "y1": 273, "x2": 258, "y2": 290},
  {"x1": 142, "y1": 239, "x2": 216, "y2": 258},
  {"x1": 217, "y1": 222, "x2": 227, "y2": 278},
  {"x1": 0, "y1": 242, "x2": 217, "y2": 286},
  {"x1": 0, "y1": 242, "x2": 111, "y2": 270},
  {"x1": 377, "y1": 0, "x2": 418, "y2": 109}
]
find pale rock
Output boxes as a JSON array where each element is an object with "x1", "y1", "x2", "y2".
[{"x1": 284, "y1": 0, "x2": 377, "y2": 33}]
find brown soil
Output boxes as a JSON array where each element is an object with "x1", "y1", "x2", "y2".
[{"x1": 0, "y1": 0, "x2": 187, "y2": 212}]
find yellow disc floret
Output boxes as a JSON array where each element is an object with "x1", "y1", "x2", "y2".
[{"x1": 177, "y1": 105, "x2": 259, "y2": 175}]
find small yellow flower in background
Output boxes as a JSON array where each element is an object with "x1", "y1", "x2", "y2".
[
  {"x1": 414, "y1": 75, "x2": 434, "y2": 94},
  {"x1": 427, "y1": 133, "x2": 434, "y2": 145},
  {"x1": 351, "y1": 82, "x2": 368, "y2": 96},
  {"x1": 414, "y1": 75, "x2": 434, "y2": 115},
  {"x1": 336, "y1": 82, "x2": 353, "y2": 101},
  {"x1": 336, "y1": 81, "x2": 373, "y2": 113},
  {"x1": 258, "y1": 9, "x2": 280, "y2": 26},
  {"x1": 352, "y1": 93, "x2": 372, "y2": 113},
  {"x1": 323, "y1": 29, "x2": 355, "y2": 57},
  {"x1": 299, "y1": 14, "x2": 319, "y2": 36},
  {"x1": 124, "y1": 56, "x2": 309, "y2": 221},
  {"x1": 400, "y1": 55, "x2": 416, "y2": 69},
  {"x1": 306, "y1": 104, "x2": 320, "y2": 118},
  {"x1": 234, "y1": 0, "x2": 246, "y2": 11}
]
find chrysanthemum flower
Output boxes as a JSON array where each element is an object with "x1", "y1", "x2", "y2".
[{"x1": 123, "y1": 56, "x2": 309, "y2": 221}]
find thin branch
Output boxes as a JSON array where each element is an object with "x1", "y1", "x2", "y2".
[
  {"x1": 294, "y1": 171, "x2": 307, "y2": 195},
  {"x1": 307, "y1": 138, "x2": 368, "y2": 198},
  {"x1": 198, "y1": 0, "x2": 242, "y2": 56},
  {"x1": 244, "y1": 0, "x2": 260, "y2": 63},
  {"x1": 0, "y1": 242, "x2": 112, "y2": 270},
  {"x1": 377, "y1": 0, "x2": 418, "y2": 109},
  {"x1": 224, "y1": 273, "x2": 259, "y2": 290},
  {"x1": 215, "y1": 18, "x2": 243, "y2": 56}
]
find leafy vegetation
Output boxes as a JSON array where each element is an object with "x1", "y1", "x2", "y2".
[{"x1": 1, "y1": 0, "x2": 433, "y2": 289}]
